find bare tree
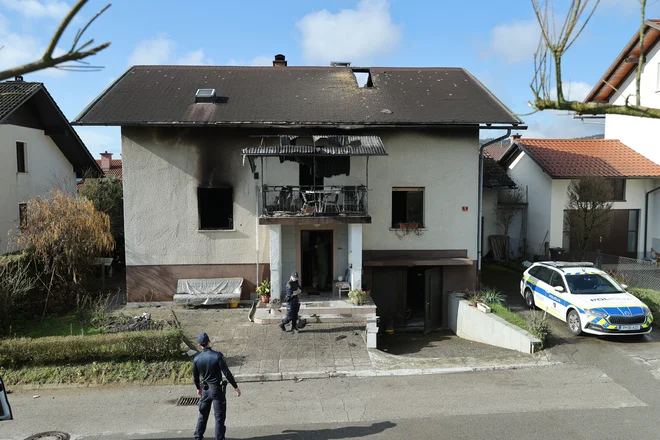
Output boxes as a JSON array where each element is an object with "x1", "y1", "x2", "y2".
[
  {"x1": 494, "y1": 188, "x2": 525, "y2": 260},
  {"x1": 529, "y1": 0, "x2": 659, "y2": 118},
  {"x1": 564, "y1": 177, "x2": 614, "y2": 260},
  {"x1": 0, "y1": 0, "x2": 111, "y2": 81}
]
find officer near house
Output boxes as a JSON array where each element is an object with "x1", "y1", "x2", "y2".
[
  {"x1": 193, "y1": 332, "x2": 241, "y2": 440},
  {"x1": 280, "y1": 271, "x2": 301, "y2": 332}
]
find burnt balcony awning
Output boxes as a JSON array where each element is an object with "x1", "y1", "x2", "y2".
[{"x1": 242, "y1": 135, "x2": 388, "y2": 157}]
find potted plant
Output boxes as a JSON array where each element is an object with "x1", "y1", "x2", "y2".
[
  {"x1": 348, "y1": 289, "x2": 367, "y2": 305},
  {"x1": 256, "y1": 279, "x2": 271, "y2": 303}
]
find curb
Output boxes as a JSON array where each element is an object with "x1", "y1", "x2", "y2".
[{"x1": 8, "y1": 359, "x2": 561, "y2": 391}]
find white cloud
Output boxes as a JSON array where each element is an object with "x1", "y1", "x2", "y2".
[
  {"x1": 0, "y1": 0, "x2": 70, "y2": 20},
  {"x1": 296, "y1": 0, "x2": 402, "y2": 65},
  {"x1": 549, "y1": 80, "x2": 593, "y2": 102},
  {"x1": 488, "y1": 19, "x2": 541, "y2": 63},
  {"x1": 74, "y1": 127, "x2": 120, "y2": 157},
  {"x1": 227, "y1": 55, "x2": 272, "y2": 66},
  {"x1": 524, "y1": 111, "x2": 603, "y2": 139},
  {"x1": 128, "y1": 35, "x2": 212, "y2": 66}
]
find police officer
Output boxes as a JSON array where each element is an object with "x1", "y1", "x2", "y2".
[
  {"x1": 279, "y1": 271, "x2": 301, "y2": 332},
  {"x1": 193, "y1": 332, "x2": 241, "y2": 440}
]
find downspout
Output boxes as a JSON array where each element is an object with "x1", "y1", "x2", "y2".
[
  {"x1": 477, "y1": 130, "x2": 511, "y2": 278},
  {"x1": 644, "y1": 184, "x2": 660, "y2": 258}
]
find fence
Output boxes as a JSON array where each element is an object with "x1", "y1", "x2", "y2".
[
  {"x1": 582, "y1": 251, "x2": 660, "y2": 291},
  {"x1": 261, "y1": 185, "x2": 368, "y2": 217}
]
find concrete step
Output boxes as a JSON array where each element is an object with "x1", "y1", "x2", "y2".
[
  {"x1": 269, "y1": 306, "x2": 376, "y2": 317},
  {"x1": 254, "y1": 309, "x2": 373, "y2": 325}
]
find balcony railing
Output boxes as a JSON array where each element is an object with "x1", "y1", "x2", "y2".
[{"x1": 261, "y1": 185, "x2": 368, "y2": 217}]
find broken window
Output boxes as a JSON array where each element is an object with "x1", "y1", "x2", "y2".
[
  {"x1": 18, "y1": 203, "x2": 27, "y2": 229},
  {"x1": 198, "y1": 187, "x2": 233, "y2": 230},
  {"x1": 16, "y1": 141, "x2": 26, "y2": 173},
  {"x1": 391, "y1": 187, "x2": 424, "y2": 228}
]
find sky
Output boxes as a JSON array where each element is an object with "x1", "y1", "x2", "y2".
[{"x1": 1, "y1": 0, "x2": 658, "y2": 158}]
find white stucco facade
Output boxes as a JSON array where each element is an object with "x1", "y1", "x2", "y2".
[
  {"x1": 0, "y1": 124, "x2": 76, "y2": 253},
  {"x1": 604, "y1": 41, "x2": 660, "y2": 165}
]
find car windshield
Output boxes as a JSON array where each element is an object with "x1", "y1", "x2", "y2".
[{"x1": 565, "y1": 273, "x2": 624, "y2": 294}]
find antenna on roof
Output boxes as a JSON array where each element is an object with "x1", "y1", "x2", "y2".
[
  {"x1": 331, "y1": 61, "x2": 351, "y2": 67},
  {"x1": 14, "y1": 76, "x2": 23, "y2": 82}
]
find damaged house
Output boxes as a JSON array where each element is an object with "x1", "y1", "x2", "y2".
[{"x1": 73, "y1": 55, "x2": 523, "y2": 332}]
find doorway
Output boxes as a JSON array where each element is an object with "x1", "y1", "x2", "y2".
[
  {"x1": 299, "y1": 162, "x2": 323, "y2": 188},
  {"x1": 301, "y1": 230, "x2": 333, "y2": 292}
]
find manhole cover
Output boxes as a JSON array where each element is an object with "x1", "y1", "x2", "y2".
[
  {"x1": 177, "y1": 396, "x2": 200, "y2": 406},
  {"x1": 24, "y1": 433, "x2": 70, "y2": 440}
]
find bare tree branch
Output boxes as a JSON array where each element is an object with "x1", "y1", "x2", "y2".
[
  {"x1": 636, "y1": 0, "x2": 647, "y2": 106},
  {"x1": 0, "y1": 0, "x2": 111, "y2": 81}
]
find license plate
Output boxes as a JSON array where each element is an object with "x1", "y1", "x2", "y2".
[{"x1": 617, "y1": 325, "x2": 641, "y2": 331}]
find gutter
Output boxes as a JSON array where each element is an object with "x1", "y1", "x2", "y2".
[
  {"x1": 644, "y1": 184, "x2": 660, "y2": 258},
  {"x1": 477, "y1": 130, "x2": 511, "y2": 276}
]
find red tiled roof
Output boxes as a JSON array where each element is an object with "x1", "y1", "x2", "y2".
[
  {"x1": 484, "y1": 143, "x2": 510, "y2": 161},
  {"x1": 96, "y1": 159, "x2": 123, "y2": 180},
  {"x1": 514, "y1": 139, "x2": 660, "y2": 178}
]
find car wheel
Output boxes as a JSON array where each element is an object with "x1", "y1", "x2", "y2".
[
  {"x1": 567, "y1": 310, "x2": 583, "y2": 336},
  {"x1": 524, "y1": 288, "x2": 535, "y2": 309}
]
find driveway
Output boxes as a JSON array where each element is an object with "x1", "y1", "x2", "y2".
[{"x1": 482, "y1": 264, "x2": 660, "y2": 365}]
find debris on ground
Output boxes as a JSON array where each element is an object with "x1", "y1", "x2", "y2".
[
  {"x1": 102, "y1": 312, "x2": 175, "y2": 333},
  {"x1": 32, "y1": 395, "x2": 40, "y2": 399},
  {"x1": 335, "y1": 335, "x2": 347, "y2": 341}
]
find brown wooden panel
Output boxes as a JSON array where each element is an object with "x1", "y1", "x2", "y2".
[
  {"x1": 370, "y1": 268, "x2": 407, "y2": 329},
  {"x1": 363, "y1": 249, "x2": 468, "y2": 262}
]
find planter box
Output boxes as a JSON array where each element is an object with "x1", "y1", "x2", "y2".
[
  {"x1": 448, "y1": 293, "x2": 541, "y2": 354},
  {"x1": 476, "y1": 302, "x2": 492, "y2": 314}
]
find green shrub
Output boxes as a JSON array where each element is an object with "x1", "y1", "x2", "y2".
[
  {"x1": 348, "y1": 289, "x2": 367, "y2": 305},
  {"x1": 481, "y1": 288, "x2": 506, "y2": 306},
  {"x1": 526, "y1": 311, "x2": 550, "y2": 348},
  {"x1": 0, "y1": 329, "x2": 183, "y2": 367},
  {"x1": 629, "y1": 288, "x2": 660, "y2": 318}
]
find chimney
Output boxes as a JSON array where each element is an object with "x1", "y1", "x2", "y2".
[
  {"x1": 510, "y1": 134, "x2": 522, "y2": 145},
  {"x1": 101, "y1": 151, "x2": 112, "y2": 171},
  {"x1": 273, "y1": 54, "x2": 287, "y2": 67}
]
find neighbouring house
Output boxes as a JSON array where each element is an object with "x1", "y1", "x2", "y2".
[
  {"x1": 583, "y1": 19, "x2": 660, "y2": 165},
  {"x1": 73, "y1": 55, "x2": 523, "y2": 331},
  {"x1": 0, "y1": 78, "x2": 101, "y2": 254},
  {"x1": 77, "y1": 151, "x2": 122, "y2": 190},
  {"x1": 498, "y1": 136, "x2": 660, "y2": 260}
]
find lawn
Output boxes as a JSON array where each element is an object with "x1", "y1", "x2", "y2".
[
  {"x1": 489, "y1": 303, "x2": 528, "y2": 329},
  {"x1": 12, "y1": 312, "x2": 102, "y2": 338}
]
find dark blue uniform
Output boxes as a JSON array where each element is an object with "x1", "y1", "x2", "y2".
[
  {"x1": 193, "y1": 348, "x2": 238, "y2": 440},
  {"x1": 281, "y1": 279, "x2": 301, "y2": 330}
]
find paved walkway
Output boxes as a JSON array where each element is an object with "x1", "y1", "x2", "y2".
[{"x1": 128, "y1": 306, "x2": 550, "y2": 380}]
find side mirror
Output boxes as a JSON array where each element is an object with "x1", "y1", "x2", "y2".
[
  {"x1": 0, "y1": 376, "x2": 12, "y2": 421},
  {"x1": 554, "y1": 286, "x2": 564, "y2": 292},
  {"x1": 621, "y1": 284, "x2": 628, "y2": 290}
]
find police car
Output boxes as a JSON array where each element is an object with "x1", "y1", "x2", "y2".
[{"x1": 520, "y1": 261, "x2": 653, "y2": 336}]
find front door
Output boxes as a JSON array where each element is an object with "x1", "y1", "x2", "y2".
[
  {"x1": 424, "y1": 267, "x2": 443, "y2": 334},
  {"x1": 301, "y1": 230, "x2": 333, "y2": 292}
]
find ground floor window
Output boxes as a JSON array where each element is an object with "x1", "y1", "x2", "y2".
[
  {"x1": 197, "y1": 187, "x2": 233, "y2": 230},
  {"x1": 391, "y1": 187, "x2": 424, "y2": 228},
  {"x1": 18, "y1": 203, "x2": 27, "y2": 229}
]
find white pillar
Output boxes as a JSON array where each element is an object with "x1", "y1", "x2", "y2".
[
  {"x1": 348, "y1": 224, "x2": 363, "y2": 290},
  {"x1": 269, "y1": 224, "x2": 283, "y2": 301}
]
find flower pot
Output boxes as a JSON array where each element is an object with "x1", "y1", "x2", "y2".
[
  {"x1": 261, "y1": 295, "x2": 270, "y2": 304},
  {"x1": 365, "y1": 290, "x2": 371, "y2": 296}
]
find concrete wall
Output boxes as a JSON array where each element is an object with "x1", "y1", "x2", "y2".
[
  {"x1": 605, "y1": 42, "x2": 660, "y2": 165},
  {"x1": 0, "y1": 124, "x2": 76, "y2": 253},
  {"x1": 448, "y1": 293, "x2": 541, "y2": 354},
  {"x1": 507, "y1": 152, "x2": 552, "y2": 258}
]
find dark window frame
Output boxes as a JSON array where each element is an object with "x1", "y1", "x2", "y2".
[
  {"x1": 197, "y1": 187, "x2": 234, "y2": 231},
  {"x1": 549, "y1": 271, "x2": 566, "y2": 291},
  {"x1": 627, "y1": 209, "x2": 639, "y2": 253},
  {"x1": 391, "y1": 187, "x2": 424, "y2": 228},
  {"x1": 16, "y1": 141, "x2": 27, "y2": 173},
  {"x1": 606, "y1": 178, "x2": 626, "y2": 201}
]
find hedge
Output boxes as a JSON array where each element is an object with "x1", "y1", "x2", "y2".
[{"x1": 0, "y1": 329, "x2": 183, "y2": 367}]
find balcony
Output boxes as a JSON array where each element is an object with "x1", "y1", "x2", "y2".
[{"x1": 260, "y1": 185, "x2": 370, "y2": 224}]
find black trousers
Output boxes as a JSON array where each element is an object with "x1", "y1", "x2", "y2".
[
  {"x1": 281, "y1": 302, "x2": 300, "y2": 329},
  {"x1": 194, "y1": 385, "x2": 227, "y2": 440}
]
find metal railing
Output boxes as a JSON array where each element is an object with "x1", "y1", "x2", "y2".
[
  {"x1": 261, "y1": 185, "x2": 368, "y2": 217},
  {"x1": 582, "y1": 251, "x2": 660, "y2": 291}
]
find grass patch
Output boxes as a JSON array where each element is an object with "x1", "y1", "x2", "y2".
[
  {"x1": 1, "y1": 360, "x2": 193, "y2": 386},
  {"x1": 489, "y1": 303, "x2": 528, "y2": 329},
  {"x1": 13, "y1": 312, "x2": 102, "y2": 338},
  {"x1": 630, "y1": 288, "x2": 660, "y2": 317}
]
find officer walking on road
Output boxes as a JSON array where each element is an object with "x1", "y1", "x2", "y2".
[
  {"x1": 193, "y1": 332, "x2": 241, "y2": 440},
  {"x1": 279, "y1": 271, "x2": 301, "y2": 332}
]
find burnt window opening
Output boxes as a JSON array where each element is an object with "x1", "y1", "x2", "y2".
[
  {"x1": 392, "y1": 187, "x2": 424, "y2": 228},
  {"x1": 18, "y1": 203, "x2": 27, "y2": 229},
  {"x1": 16, "y1": 141, "x2": 26, "y2": 173},
  {"x1": 198, "y1": 187, "x2": 233, "y2": 230},
  {"x1": 606, "y1": 178, "x2": 626, "y2": 201}
]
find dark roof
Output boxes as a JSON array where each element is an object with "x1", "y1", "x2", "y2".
[
  {"x1": 73, "y1": 66, "x2": 523, "y2": 127},
  {"x1": 484, "y1": 142, "x2": 510, "y2": 162},
  {"x1": 483, "y1": 150, "x2": 516, "y2": 188},
  {"x1": 0, "y1": 80, "x2": 101, "y2": 176},
  {"x1": 501, "y1": 138, "x2": 660, "y2": 179},
  {"x1": 243, "y1": 135, "x2": 387, "y2": 156},
  {"x1": 585, "y1": 19, "x2": 660, "y2": 104}
]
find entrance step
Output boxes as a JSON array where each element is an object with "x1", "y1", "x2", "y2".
[{"x1": 254, "y1": 307, "x2": 374, "y2": 325}]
